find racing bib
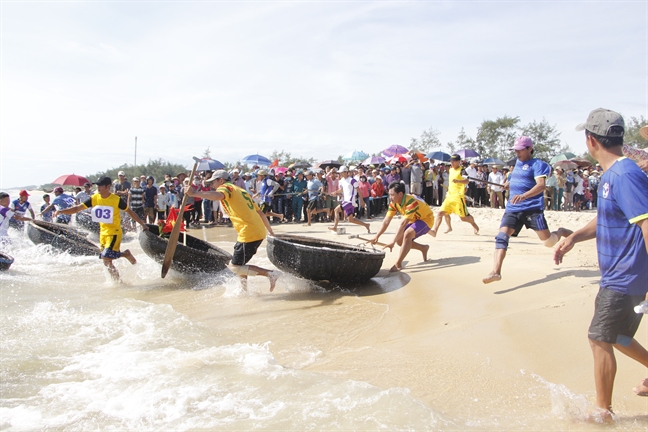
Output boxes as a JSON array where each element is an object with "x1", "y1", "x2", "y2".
[{"x1": 91, "y1": 205, "x2": 114, "y2": 224}]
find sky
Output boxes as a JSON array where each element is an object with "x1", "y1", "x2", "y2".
[{"x1": 1, "y1": 1, "x2": 646, "y2": 188}]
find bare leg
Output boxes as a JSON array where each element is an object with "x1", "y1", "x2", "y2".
[
  {"x1": 246, "y1": 265, "x2": 282, "y2": 292},
  {"x1": 328, "y1": 206, "x2": 341, "y2": 231},
  {"x1": 589, "y1": 338, "x2": 616, "y2": 417},
  {"x1": 443, "y1": 214, "x2": 452, "y2": 234},
  {"x1": 483, "y1": 227, "x2": 515, "y2": 284},
  {"x1": 102, "y1": 258, "x2": 120, "y2": 281},
  {"x1": 430, "y1": 211, "x2": 446, "y2": 237},
  {"x1": 121, "y1": 249, "x2": 137, "y2": 265},
  {"x1": 348, "y1": 214, "x2": 370, "y2": 233},
  {"x1": 460, "y1": 215, "x2": 479, "y2": 235}
]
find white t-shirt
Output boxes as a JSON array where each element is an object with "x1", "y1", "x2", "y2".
[
  {"x1": 0, "y1": 206, "x2": 15, "y2": 237},
  {"x1": 339, "y1": 176, "x2": 358, "y2": 206},
  {"x1": 488, "y1": 172, "x2": 505, "y2": 192}
]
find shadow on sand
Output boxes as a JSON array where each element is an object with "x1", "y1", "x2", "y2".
[{"x1": 493, "y1": 268, "x2": 600, "y2": 295}]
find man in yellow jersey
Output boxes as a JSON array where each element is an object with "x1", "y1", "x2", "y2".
[
  {"x1": 430, "y1": 154, "x2": 479, "y2": 236},
  {"x1": 184, "y1": 170, "x2": 282, "y2": 291},
  {"x1": 54, "y1": 176, "x2": 149, "y2": 281},
  {"x1": 370, "y1": 182, "x2": 435, "y2": 272}
]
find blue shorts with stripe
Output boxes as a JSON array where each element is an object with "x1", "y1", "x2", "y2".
[{"x1": 500, "y1": 210, "x2": 548, "y2": 237}]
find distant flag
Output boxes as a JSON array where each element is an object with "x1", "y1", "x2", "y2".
[
  {"x1": 162, "y1": 207, "x2": 186, "y2": 233},
  {"x1": 270, "y1": 158, "x2": 279, "y2": 168}
]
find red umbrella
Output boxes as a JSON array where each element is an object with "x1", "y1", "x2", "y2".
[{"x1": 52, "y1": 174, "x2": 91, "y2": 186}]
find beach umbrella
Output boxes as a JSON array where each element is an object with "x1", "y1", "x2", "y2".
[
  {"x1": 314, "y1": 159, "x2": 342, "y2": 169},
  {"x1": 381, "y1": 145, "x2": 409, "y2": 157},
  {"x1": 362, "y1": 155, "x2": 386, "y2": 166},
  {"x1": 52, "y1": 174, "x2": 91, "y2": 186},
  {"x1": 549, "y1": 152, "x2": 577, "y2": 164},
  {"x1": 242, "y1": 154, "x2": 272, "y2": 166},
  {"x1": 196, "y1": 158, "x2": 225, "y2": 171},
  {"x1": 481, "y1": 157, "x2": 506, "y2": 166},
  {"x1": 387, "y1": 154, "x2": 410, "y2": 164},
  {"x1": 506, "y1": 157, "x2": 517, "y2": 167},
  {"x1": 554, "y1": 160, "x2": 578, "y2": 170},
  {"x1": 455, "y1": 148, "x2": 480, "y2": 159},
  {"x1": 343, "y1": 150, "x2": 369, "y2": 161},
  {"x1": 274, "y1": 166, "x2": 288, "y2": 174},
  {"x1": 426, "y1": 151, "x2": 451, "y2": 162},
  {"x1": 289, "y1": 161, "x2": 311, "y2": 169},
  {"x1": 570, "y1": 158, "x2": 592, "y2": 168}
]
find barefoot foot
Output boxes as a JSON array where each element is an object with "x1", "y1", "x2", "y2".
[
  {"x1": 422, "y1": 244, "x2": 429, "y2": 262},
  {"x1": 429, "y1": 229, "x2": 437, "y2": 238},
  {"x1": 634, "y1": 378, "x2": 648, "y2": 396},
  {"x1": 473, "y1": 226, "x2": 479, "y2": 235},
  {"x1": 482, "y1": 273, "x2": 501, "y2": 284},
  {"x1": 122, "y1": 250, "x2": 137, "y2": 265},
  {"x1": 327, "y1": 226, "x2": 337, "y2": 232},
  {"x1": 444, "y1": 228, "x2": 452, "y2": 234},
  {"x1": 389, "y1": 264, "x2": 402, "y2": 273},
  {"x1": 268, "y1": 270, "x2": 282, "y2": 292}
]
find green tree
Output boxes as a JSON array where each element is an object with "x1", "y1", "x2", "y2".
[
  {"x1": 202, "y1": 147, "x2": 212, "y2": 158},
  {"x1": 625, "y1": 115, "x2": 647, "y2": 149},
  {"x1": 519, "y1": 118, "x2": 564, "y2": 161},
  {"x1": 475, "y1": 115, "x2": 520, "y2": 160},
  {"x1": 410, "y1": 127, "x2": 441, "y2": 154},
  {"x1": 87, "y1": 159, "x2": 188, "y2": 184},
  {"x1": 447, "y1": 127, "x2": 475, "y2": 154},
  {"x1": 269, "y1": 150, "x2": 316, "y2": 167}
]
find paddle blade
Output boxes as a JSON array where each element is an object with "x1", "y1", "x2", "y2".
[{"x1": 161, "y1": 159, "x2": 199, "y2": 278}]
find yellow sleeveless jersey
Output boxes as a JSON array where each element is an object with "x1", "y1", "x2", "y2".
[
  {"x1": 447, "y1": 166, "x2": 466, "y2": 198},
  {"x1": 83, "y1": 193, "x2": 125, "y2": 236},
  {"x1": 216, "y1": 183, "x2": 266, "y2": 243}
]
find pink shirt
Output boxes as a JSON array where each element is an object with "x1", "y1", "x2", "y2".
[
  {"x1": 357, "y1": 180, "x2": 370, "y2": 198},
  {"x1": 326, "y1": 175, "x2": 339, "y2": 194}
]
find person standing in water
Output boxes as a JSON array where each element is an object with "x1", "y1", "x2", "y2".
[
  {"x1": 184, "y1": 170, "x2": 282, "y2": 292},
  {"x1": 430, "y1": 154, "x2": 479, "y2": 236},
  {"x1": 370, "y1": 181, "x2": 435, "y2": 272},
  {"x1": 54, "y1": 177, "x2": 149, "y2": 281},
  {"x1": 483, "y1": 137, "x2": 572, "y2": 284},
  {"x1": 554, "y1": 109, "x2": 648, "y2": 419}
]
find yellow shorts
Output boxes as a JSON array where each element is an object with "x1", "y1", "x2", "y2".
[
  {"x1": 440, "y1": 196, "x2": 469, "y2": 218},
  {"x1": 99, "y1": 232, "x2": 122, "y2": 259}
]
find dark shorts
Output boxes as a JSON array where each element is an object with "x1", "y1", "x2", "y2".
[
  {"x1": 231, "y1": 239, "x2": 263, "y2": 266},
  {"x1": 405, "y1": 220, "x2": 431, "y2": 238},
  {"x1": 588, "y1": 287, "x2": 644, "y2": 346},
  {"x1": 307, "y1": 198, "x2": 319, "y2": 211},
  {"x1": 500, "y1": 210, "x2": 548, "y2": 237},
  {"x1": 260, "y1": 203, "x2": 273, "y2": 213}
]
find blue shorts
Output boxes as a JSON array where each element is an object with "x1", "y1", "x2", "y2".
[
  {"x1": 405, "y1": 220, "x2": 430, "y2": 238},
  {"x1": 500, "y1": 210, "x2": 548, "y2": 237}
]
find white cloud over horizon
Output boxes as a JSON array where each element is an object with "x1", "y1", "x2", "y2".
[{"x1": 1, "y1": 1, "x2": 646, "y2": 188}]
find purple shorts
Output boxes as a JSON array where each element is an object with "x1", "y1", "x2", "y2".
[
  {"x1": 405, "y1": 220, "x2": 430, "y2": 238},
  {"x1": 340, "y1": 201, "x2": 355, "y2": 216}
]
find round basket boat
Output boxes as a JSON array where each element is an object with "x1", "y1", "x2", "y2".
[
  {"x1": 0, "y1": 252, "x2": 14, "y2": 271},
  {"x1": 266, "y1": 234, "x2": 385, "y2": 284},
  {"x1": 26, "y1": 220, "x2": 100, "y2": 256},
  {"x1": 138, "y1": 224, "x2": 232, "y2": 273},
  {"x1": 75, "y1": 211, "x2": 100, "y2": 233}
]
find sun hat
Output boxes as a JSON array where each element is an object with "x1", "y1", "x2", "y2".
[
  {"x1": 19, "y1": 190, "x2": 29, "y2": 197},
  {"x1": 510, "y1": 136, "x2": 533, "y2": 150},
  {"x1": 118, "y1": 171, "x2": 126, "y2": 176},
  {"x1": 257, "y1": 169, "x2": 268, "y2": 176},
  {"x1": 575, "y1": 108, "x2": 625, "y2": 137},
  {"x1": 339, "y1": 166, "x2": 349, "y2": 172}
]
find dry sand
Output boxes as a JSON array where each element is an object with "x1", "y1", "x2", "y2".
[{"x1": 151, "y1": 207, "x2": 647, "y2": 427}]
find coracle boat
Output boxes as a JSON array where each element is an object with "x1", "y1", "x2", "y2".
[
  {"x1": 138, "y1": 224, "x2": 232, "y2": 273},
  {"x1": 75, "y1": 211, "x2": 100, "y2": 233},
  {"x1": 266, "y1": 234, "x2": 385, "y2": 284},
  {"x1": 0, "y1": 252, "x2": 14, "y2": 271},
  {"x1": 26, "y1": 220, "x2": 100, "y2": 256}
]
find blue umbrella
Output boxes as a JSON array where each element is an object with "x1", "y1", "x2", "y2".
[
  {"x1": 455, "y1": 148, "x2": 480, "y2": 159},
  {"x1": 196, "y1": 158, "x2": 225, "y2": 171},
  {"x1": 343, "y1": 150, "x2": 369, "y2": 161},
  {"x1": 481, "y1": 157, "x2": 505, "y2": 166},
  {"x1": 426, "y1": 151, "x2": 451, "y2": 162},
  {"x1": 381, "y1": 145, "x2": 409, "y2": 157},
  {"x1": 242, "y1": 154, "x2": 272, "y2": 166}
]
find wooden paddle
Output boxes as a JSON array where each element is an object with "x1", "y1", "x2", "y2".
[
  {"x1": 161, "y1": 157, "x2": 200, "y2": 278},
  {"x1": 467, "y1": 176, "x2": 507, "y2": 188},
  {"x1": 348, "y1": 234, "x2": 389, "y2": 248}
]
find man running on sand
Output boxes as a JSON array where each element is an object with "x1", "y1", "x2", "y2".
[
  {"x1": 185, "y1": 170, "x2": 282, "y2": 292},
  {"x1": 483, "y1": 137, "x2": 572, "y2": 284},
  {"x1": 55, "y1": 176, "x2": 148, "y2": 281},
  {"x1": 328, "y1": 166, "x2": 370, "y2": 234},
  {"x1": 370, "y1": 181, "x2": 435, "y2": 272},
  {"x1": 554, "y1": 109, "x2": 648, "y2": 419},
  {"x1": 430, "y1": 154, "x2": 479, "y2": 236}
]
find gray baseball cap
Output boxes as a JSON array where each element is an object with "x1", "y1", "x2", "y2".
[
  {"x1": 575, "y1": 108, "x2": 625, "y2": 137},
  {"x1": 205, "y1": 170, "x2": 230, "y2": 183}
]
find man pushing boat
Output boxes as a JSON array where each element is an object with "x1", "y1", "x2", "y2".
[
  {"x1": 54, "y1": 176, "x2": 149, "y2": 281},
  {"x1": 184, "y1": 170, "x2": 282, "y2": 291}
]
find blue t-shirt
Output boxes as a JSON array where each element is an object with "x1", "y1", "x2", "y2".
[
  {"x1": 52, "y1": 193, "x2": 76, "y2": 223},
  {"x1": 505, "y1": 158, "x2": 550, "y2": 213},
  {"x1": 306, "y1": 179, "x2": 322, "y2": 200},
  {"x1": 596, "y1": 158, "x2": 648, "y2": 296}
]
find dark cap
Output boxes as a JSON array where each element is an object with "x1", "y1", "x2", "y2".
[
  {"x1": 94, "y1": 176, "x2": 112, "y2": 187},
  {"x1": 450, "y1": 154, "x2": 461, "y2": 161}
]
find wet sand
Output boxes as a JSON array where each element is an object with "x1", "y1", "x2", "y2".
[{"x1": 145, "y1": 207, "x2": 647, "y2": 427}]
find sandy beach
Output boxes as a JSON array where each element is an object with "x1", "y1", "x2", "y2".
[{"x1": 137, "y1": 206, "x2": 647, "y2": 428}]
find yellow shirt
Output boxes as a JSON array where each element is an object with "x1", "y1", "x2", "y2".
[
  {"x1": 83, "y1": 193, "x2": 125, "y2": 236},
  {"x1": 447, "y1": 166, "x2": 466, "y2": 198},
  {"x1": 386, "y1": 194, "x2": 434, "y2": 228},
  {"x1": 216, "y1": 183, "x2": 266, "y2": 243}
]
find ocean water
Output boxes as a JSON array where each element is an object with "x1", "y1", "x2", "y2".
[{"x1": 1, "y1": 191, "x2": 646, "y2": 431}]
